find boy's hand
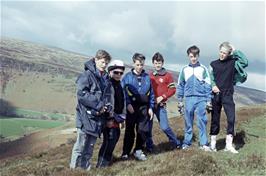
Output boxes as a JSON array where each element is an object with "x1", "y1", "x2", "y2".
[
  {"x1": 177, "y1": 102, "x2": 184, "y2": 115},
  {"x1": 212, "y1": 86, "x2": 220, "y2": 93},
  {"x1": 156, "y1": 96, "x2": 164, "y2": 104},
  {"x1": 148, "y1": 108, "x2": 154, "y2": 120},
  {"x1": 127, "y1": 104, "x2": 135, "y2": 114},
  {"x1": 206, "y1": 101, "x2": 213, "y2": 113},
  {"x1": 229, "y1": 43, "x2": 235, "y2": 54}
]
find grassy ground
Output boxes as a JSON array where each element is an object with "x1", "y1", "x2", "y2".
[
  {"x1": 3, "y1": 72, "x2": 77, "y2": 115},
  {"x1": 0, "y1": 117, "x2": 65, "y2": 141},
  {"x1": 14, "y1": 108, "x2": 66, "y2": 120},
  {"x1": 0, "y1": 105, "x2": 265, "y2": 176}
]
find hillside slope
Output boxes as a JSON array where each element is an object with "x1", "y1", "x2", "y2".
[
  {"x1": 0, "y1": 105, "x2": 265, "y2": 176},
  {"x1": 1, "y1": 37, "x2": 265, "y2": 116}
]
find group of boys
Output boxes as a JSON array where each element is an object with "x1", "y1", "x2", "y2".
[{"x1": 69, "y1": 42, "x2": 248, "y2": 170}]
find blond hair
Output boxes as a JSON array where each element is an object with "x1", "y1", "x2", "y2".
[{"x1": 219, "y1": 42, "x2": 233, "y2": 54}]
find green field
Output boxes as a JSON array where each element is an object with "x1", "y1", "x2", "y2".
[
  {"x1": 0, "y1": 117, "x2": 65, "y2": 140},
  {"x1": 14, "y1": 108, "x2": 66, "y2": 120}
]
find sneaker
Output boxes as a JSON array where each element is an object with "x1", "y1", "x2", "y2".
[
  {"x1": 86, "y1": 165, "x2": 91, "y2": 171},
  {"x1": 182, "y1": 144, "x2": 190, "y2": 150},
  {"x1": 176, "y1": 145, "x2": 181, "y2": 149},
  {"x1": 224, "y1": 146, "x2": 239, "y2": 154},
  {"x1": 134, "y1": 150, "x2": 147, "y2": 161},
  {"x1": 121, "y1": 154, "x2": 129, "y2": 160},
  {"x1": 200, "y1": 145, "x2": 211, "y2": 152},
  {"x1": 210, "y1": 146, "x2": 217, "y2": 152},
  {"x1": 210, "y1": 135, "x2": 217, "y2": 152}
]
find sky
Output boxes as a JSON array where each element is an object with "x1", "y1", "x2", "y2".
[{"x1": 1, "y1": 0, "x2": 265, "y2": 91}]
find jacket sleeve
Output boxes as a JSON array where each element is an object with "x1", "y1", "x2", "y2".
[
  {"x1": 203, "y1": 67, "x2": 212, "y2": 101},
  {"x1": 232, "y1": 50, "x2": 248, "y2": 85},
  {"x1": 209, "y1": 65, "x2": 217, "y2": 88},
  {"x1": 177, "y1": 68, "x2": 185, "y2": 102},
  {"x1": 149, "y1": 79, "x2": 155, "y2": 109},
  {"x1": 76, "y1": 73, "x2": 104, "y2": 111},
  {"x1": 105, "y1": 82, "x2": 115, "y2": 113},
  {"x1": 122, "y1": 75, "x2": 132, "y2": 106},
  {"x1": 232, "y1": 50, "x2": 248, "y2": 68},
  {"x1": 162, "y1": 73, "x2": 176, "y2": 100}
]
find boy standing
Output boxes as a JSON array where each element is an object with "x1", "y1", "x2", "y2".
[
  {"x1": 177, "y1": 45, "x2": 212, "y2": 151},
  {"x1": 121, "y1": 53, "x2": 155, "y2": 161},
  {"x1": 97, "y1": 60, "x2": 126, "y2": 167},
  {"x1": 70, "y1": 50, "x2": 112, "y2": 170},
  {"x1": 209, "y1": 42, "x2": 248, "y2": 153},
  {"x1": 147, "y1": 52, "x2": 181, "y2": 150}
]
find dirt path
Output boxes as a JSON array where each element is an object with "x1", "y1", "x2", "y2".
[{"x1": 0, "y1": 123, "x2": 76, "y2": 160}]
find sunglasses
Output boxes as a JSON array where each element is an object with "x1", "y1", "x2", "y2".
[{"x1": 113, "y1": 71, "x2": 124, "y2": 75}]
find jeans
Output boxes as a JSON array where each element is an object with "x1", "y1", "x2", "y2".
[
  {"x1": 70, "y1": 128, "x2": 97, "y2": 170},
  {"x1": 183, "y1": 97, "x2": 208, "y2": 146},
  {"x1": 146, "y1": 105, "x2": 181, "y2": 149}
]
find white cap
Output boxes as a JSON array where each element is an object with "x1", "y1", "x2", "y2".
[{"x1": 108, "y1": 60, "x2": 125, "y2": 72}]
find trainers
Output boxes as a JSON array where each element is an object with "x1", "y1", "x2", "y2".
[
  {"x1": 121, "y1": 154, "x2": 129, "y2": 160},
  {"x1": 210, "y1": 135, "x2": 217, "y2": 152},
  {"x1": 224, "y1": 146, "x2": 239, "y2": 154},
  {"x1": 182, "y1": 144, "x2": 190, "y2": 150},
  {"x1": 210, "y1": 146, "x2": 217, "y2": 152},
  {"x1": 134, "y1": 150, "x2": 147, "y2": 161},
  {"x1": 225, "y1": 134, "x2": 238, "y2": 154},
  {"x1": 176, "y1": 145, "x2": 181, "y2": 149},
  {"x1": 200, "y1": 145, "x2": 211, "y2": 152},
  {"x1": 86, "y1": 165, "x2": 91, "y2": 171}
]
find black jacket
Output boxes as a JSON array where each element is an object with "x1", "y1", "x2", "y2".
[
  {"x1": 210, "y1": 57, "x2": 235, "y2": 94},
  {"x1": 75, "y1": 58, "x2": 112, "y2": 137}
]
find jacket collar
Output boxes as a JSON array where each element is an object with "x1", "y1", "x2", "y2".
[
  {"x1": 152, "y1": 67, "x2": 167, "y2": 76},
  {"x1": 84, "y1": 58, "x2": 108, "y2": 79},
  {"x1": 189, "y1": 61, "x2": 200, "y2": 68},
  {"x1": 131, "y1": 68, "x2": 145, "y2": 76}
]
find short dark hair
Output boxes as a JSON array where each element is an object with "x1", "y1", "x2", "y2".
[
  {"x1": 187, "y1": 45, "x2": 200, "y2": 57},
  {"x1": 152, "y1": 52, "x2": 164, "y2": 63},
  {"x1": 132, "y1": 53, "x2": 145, "y2": 63},
  {"x1": 95, "y1": 50, "x2": 112, "y2": 62}
]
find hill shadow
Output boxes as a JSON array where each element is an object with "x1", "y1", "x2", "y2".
[{"x1": 0, "y1": 99, "x2": 17, "y2": 118}]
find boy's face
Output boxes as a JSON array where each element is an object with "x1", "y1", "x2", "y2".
[
  {"x1": 188, "y1": 53, "x2": 198, "y2": 64},
  {"x1": 153, "y1": 60, "x2": 163, "y2": 71},
  {"x1": 110, "y1": 68, "x2": 124, "y2": 81},
  {"x1": 134, "y1": 60, "x2": 145, "y2": 74},
  {"x1": 95, "y1": 58, "x2": 109, "y2": 72},
  {"x1": 219, "y1": 47, "x2": 230, "y2": 60}
]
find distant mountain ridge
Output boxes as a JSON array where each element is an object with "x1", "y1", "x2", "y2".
[{"x1": 0, "y1": 37, "x2": 265, "y2": 116}]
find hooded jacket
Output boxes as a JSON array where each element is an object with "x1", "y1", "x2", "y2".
[{"x1": 75, "y1": 58, "x2": 113, "y2": 137}]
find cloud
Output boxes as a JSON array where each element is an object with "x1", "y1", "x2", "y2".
[{"x1": 1, "y1": 1, "x2": 265, "y2": 90}]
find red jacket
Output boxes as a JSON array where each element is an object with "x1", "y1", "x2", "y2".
[{"x1": 149, "y1": 68, "x2": 176, "y2": 102}]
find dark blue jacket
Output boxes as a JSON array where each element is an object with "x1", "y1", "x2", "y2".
[
  {"x1": 75, "y1": 59, "x2": 112, "y2": 137},
  {"x1": 122, "y1": 69, "x2": 155, "y2": 109}
]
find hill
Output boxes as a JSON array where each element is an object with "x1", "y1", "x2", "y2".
[
  {"x1": 0, "y1": 104, "x2": 265, "y2": 175},
  {"x1": 1, "y1": 37, "x2": 265, "y2": 118}
]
